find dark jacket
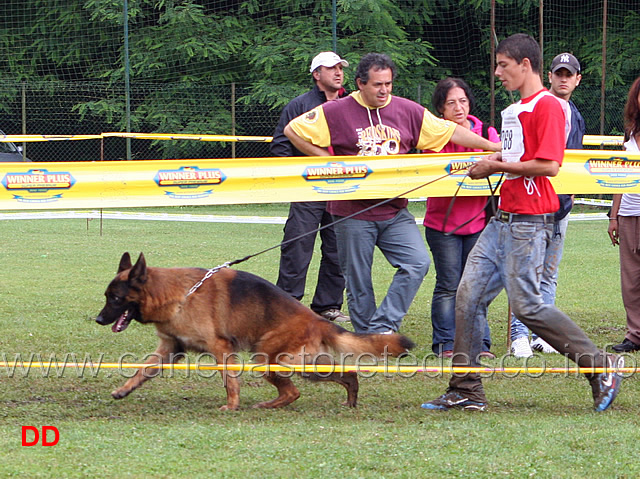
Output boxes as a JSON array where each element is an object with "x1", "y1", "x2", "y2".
[
  {"x1": 556, "y1": 100, "x2": 586, "y2": 221},
  {"x1": 566, "y1": 100, "x2": 586, "y2": 150},
  {"x1": 270, "y1": 85, "x2": 347, "y2": 157}
]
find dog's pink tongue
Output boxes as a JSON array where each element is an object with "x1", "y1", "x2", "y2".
[{"x1": 112, "y1": 313, "x2": 128, "y2": 333}]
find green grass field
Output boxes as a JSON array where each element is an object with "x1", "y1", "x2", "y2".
[{"x1": 1, "y1": 202, "x2": 638, "y2": 478}]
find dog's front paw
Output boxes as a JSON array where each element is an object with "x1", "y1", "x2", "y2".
[
  {"x1": 111, "y1": 388, "x2": 131, "y2": 399},
  {"x1": 219, "y1": 404, "x2": 239, "y2": 411}
]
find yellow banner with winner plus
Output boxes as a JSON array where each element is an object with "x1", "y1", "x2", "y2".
[{"x1": 1, "y1": 150, "x2": 639, "y2": 210}]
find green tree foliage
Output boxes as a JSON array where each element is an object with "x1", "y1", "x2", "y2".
[{"x1": 0, "y1": 0, "x2": 638, "y2": 156}]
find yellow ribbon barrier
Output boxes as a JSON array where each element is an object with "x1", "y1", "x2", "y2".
[
  {"x1": 101, "y1": 132, "x2": 273, "y2": 142},
  {"x1": 0, "y1": 362, "x2": 635, "y2": 375},
  {"x1": 0, "y1": 134, "x2": 103, "y2": 142},
  {"x1": 0, "y1": 149, "x2": 639, "y2": 210},
  {"x1": 0, "y1": 133, "x2": 270, "y2": 142},
  {"x1": 583, "y1": 134, "x2": 624, "y2": 147}
]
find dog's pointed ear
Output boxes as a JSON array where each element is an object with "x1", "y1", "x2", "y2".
[
  {"x1": 129, "y1": 252, "x2": 148, "y2": 286},
  {"x1": 118, "y1": 252, "x2": 132, "y2": 273}
]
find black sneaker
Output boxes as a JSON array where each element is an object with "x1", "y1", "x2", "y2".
[
  {"x1": 590, "y1": 354, "x2": 624, "y2": 412},
  {"x1": 612, "y1": 338, "x2": 640, "y2": 353},
  {"x1": 421, "y1": 391, "x2": 487, "y2": 411}
]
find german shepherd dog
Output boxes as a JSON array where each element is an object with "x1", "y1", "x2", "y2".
[{"x1": 96, "y1": 253, "x2": 415, "y2": 410}]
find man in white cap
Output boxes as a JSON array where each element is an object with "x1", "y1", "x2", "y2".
[{"x1": 270, "y1": 52, "x2": 350, "y2": 322}]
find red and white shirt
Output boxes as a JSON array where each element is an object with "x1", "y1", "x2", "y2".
[{"x1": 498, "y1": 89, "x2": 568, "y2": 215}]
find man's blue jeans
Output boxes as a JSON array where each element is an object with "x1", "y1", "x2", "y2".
[
  {"x1": 510, "y1": 215, "x2": 569, "y2": 340},
  {"x1": 425, "y1": 227, "x2": 491, "y2": 354},
  {"x1": 333, "y1": 208, "x2": 429, "y2": 333},
  {"x1": 448, "y1": 217, "x2": 604, "y2": 402}
]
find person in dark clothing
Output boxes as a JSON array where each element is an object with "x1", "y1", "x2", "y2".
[{"x1": 270, "y1": 52, "x2": 350, "y2": 322}]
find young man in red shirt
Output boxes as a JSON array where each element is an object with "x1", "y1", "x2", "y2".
[{"x1": 421, "y1": 34, "x2": 623, "y2": 412}]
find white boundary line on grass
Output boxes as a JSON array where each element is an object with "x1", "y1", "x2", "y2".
[
  {"x1": 0, "y1": 210, "x2": 289, "y2": 224},
  {"x1": 0, "y1": 210, "x2": 608, "y2": 224},
  {"x1": 0, "y1": 197, "x2": 611, "y2": 224}
]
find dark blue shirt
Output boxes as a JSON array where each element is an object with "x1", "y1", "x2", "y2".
[
  {"x1": 270, "y1": 85, "x2": 347, "y2": 157},
  {"x1": 556, "y1": 100, "x2": 585, "y2": 221},
  {"x1": 566, "y1": 100, "x2": 585, "y2": 149}
]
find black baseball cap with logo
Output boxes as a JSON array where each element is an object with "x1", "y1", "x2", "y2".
[{"x1": 550, "y1": 53, "x2": 581, "y2": 74}]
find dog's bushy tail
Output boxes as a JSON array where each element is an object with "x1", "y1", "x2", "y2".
[{"x1": 319, "y1": 320, "x2": 415, "y2": 357}]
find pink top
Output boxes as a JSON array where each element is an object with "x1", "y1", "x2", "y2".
[{"x1": 424, "y1": 114, "x2": 499, "y2": 235}]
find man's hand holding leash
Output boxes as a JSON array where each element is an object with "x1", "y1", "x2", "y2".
[
  {"x1": 468, "y1": 151, "x2": 559, "y2": 181},
  {"x1": 468, "y1": 152, "x2": 502, "y2": 180}
]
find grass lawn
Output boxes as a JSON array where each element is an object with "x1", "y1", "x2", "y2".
[{"x1": 0, "y1": 202, "x2": 638, "y2": 478}]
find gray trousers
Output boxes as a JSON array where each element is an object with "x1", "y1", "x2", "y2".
[
  {"x1": 333, "y1": 208, "x2": 429, "y2": 333},
  {"x1": 449, "y1": 218, "x2": 606, "y2": 402}
]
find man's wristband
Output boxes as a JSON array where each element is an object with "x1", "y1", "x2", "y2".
[{"x1": 609, "y1": 217, "x2": 618, "y2": 221}]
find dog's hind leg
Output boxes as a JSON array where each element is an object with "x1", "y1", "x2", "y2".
[
  {"x1": 253, "y1": 372, "x2": 301, "y2": 409},
  {"x1": 305, "y1": 371, "x2": 359, "y2": 407},
  {"x1": 112, "y1": 337, "x2": 181, "y2": 399},
  {"x1": 298, "y1": 353, "x2": 359, "y2": 407}
]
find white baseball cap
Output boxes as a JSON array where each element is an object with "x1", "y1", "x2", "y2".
[{"x1": 310, "y1": 52, "x2": 349, "y2": 73}]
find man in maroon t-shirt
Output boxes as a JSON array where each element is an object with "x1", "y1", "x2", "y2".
[{"x1": 285, "y1": 53, "x2": 499, "y2": 334}]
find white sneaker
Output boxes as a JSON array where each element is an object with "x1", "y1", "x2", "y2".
[
  {"x1": 510, "y1": 336, "x2": 533, "y2": 358},
  {"x1": 530, "y1": 337, "x2": 558, "y2": 354},
  {"x1": 320, "y1": 309, "x2": 350, "y2": 323}
]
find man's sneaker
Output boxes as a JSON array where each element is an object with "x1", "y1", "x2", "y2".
[
  {"x1": 612, "y1": 338, "x2": 640, "y2": 353},
  {"x1": 510, "y1": 336, "x2": 533, "y2": 358},
  {"x1": 320, "y1": 309, "x2": 349, "y2": 322},
  {"x1": 421, "y1": 391, "x2": 487, "y2": 411},
  {"x1": 590, "y1": 354, "x2": 624, "y2": 412},
  {"x1": 531, "y1": 337, "x2": 558, "y2": 354}
]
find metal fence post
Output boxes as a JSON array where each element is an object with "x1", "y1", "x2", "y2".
[
  {"x1": 21, "y1": 80, "x2": 26, "y2": 161},
  {"x1": 124, "y1": 0, "x2": 132, "y2": 160},
  {"x1": 600, "y1": 0, "x2": 608, "y2": 136},
  {"x1": 231, "y1": 82, "x2": 236, "y2": 159}
]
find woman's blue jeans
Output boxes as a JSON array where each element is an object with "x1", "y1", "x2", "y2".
[{"x1": 425, "y1": 227, "x2": 491, "y2": 354}]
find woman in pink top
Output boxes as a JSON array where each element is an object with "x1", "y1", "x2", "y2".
[{"x1": 423, "y1": 78, "x2": 499, "y2": 358}]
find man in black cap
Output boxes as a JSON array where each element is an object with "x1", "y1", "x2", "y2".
[
  {"x1": 270, "y1": 52, "x2": 350, "y2": 322},
  {"x1": 548, "y1": 53, "x2": 585, "y2": 149}
]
